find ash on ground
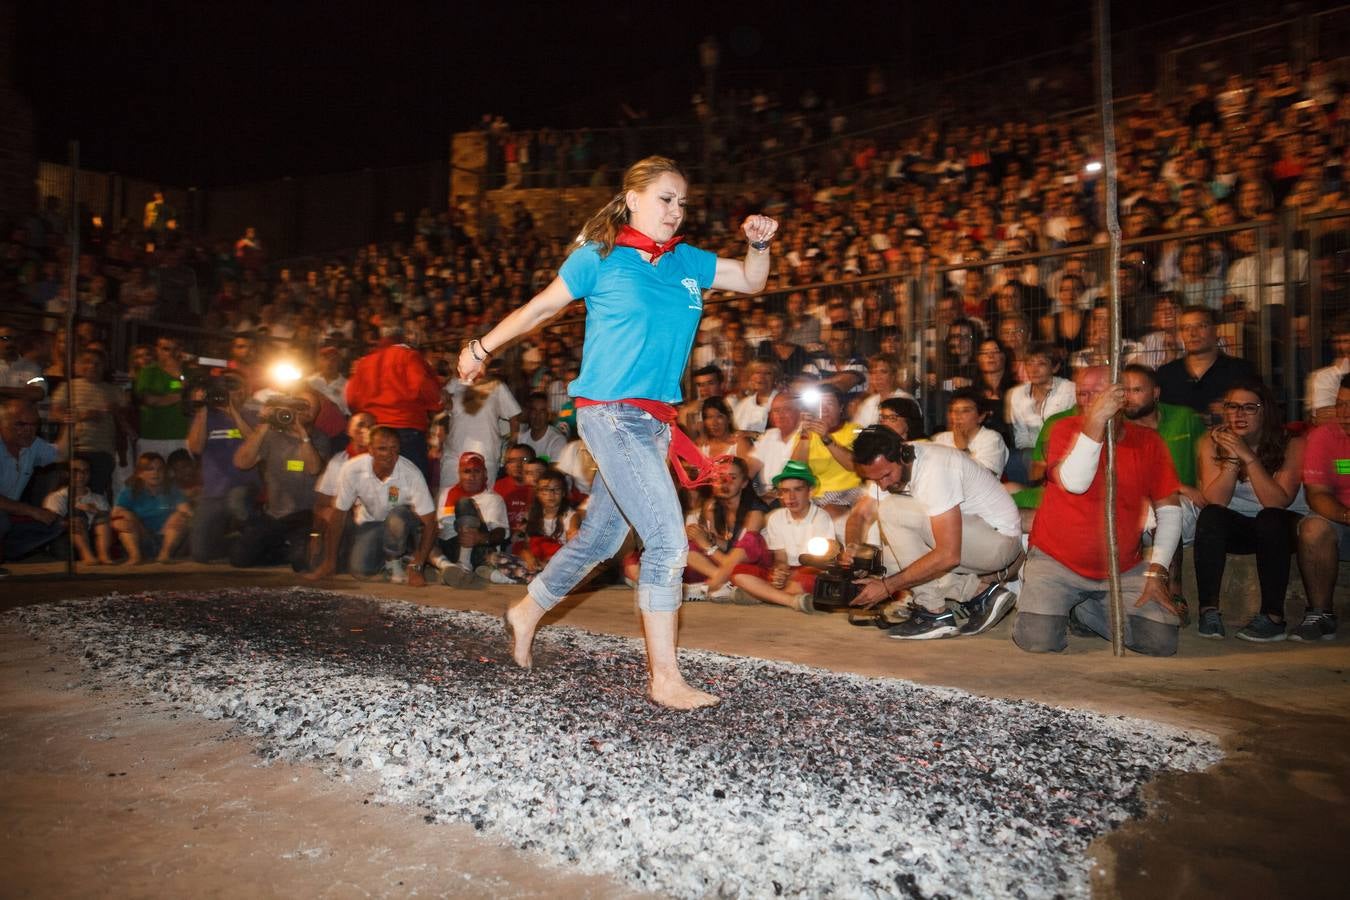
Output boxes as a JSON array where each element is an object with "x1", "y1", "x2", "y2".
[{"x1": 14, "y1": 589, "x2": 1220, "y2": 899}]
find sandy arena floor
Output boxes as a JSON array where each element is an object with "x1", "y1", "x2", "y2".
[{"x1": 2, "y1": 561, "x2": 1347, "y2": 899}]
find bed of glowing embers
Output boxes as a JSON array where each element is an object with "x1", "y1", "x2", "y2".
[{"x1": 14, "y1": 588, "x2": 1219, "y2": 899}]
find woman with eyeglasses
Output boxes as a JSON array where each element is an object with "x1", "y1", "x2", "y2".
[{"x1": 1192, "y1": 380, "x2": 1308, "y2": 641}]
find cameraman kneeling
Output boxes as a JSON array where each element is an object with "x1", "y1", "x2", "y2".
[
  {"x1": 851, "y1": 426, "x2": 1023, "y2": 639},
  {"x1": 186, "y1": 375, "x2": 258, "y2": 562},
  {"x1": 229, "y1": 391, "x2": 329, "y2": 569}
]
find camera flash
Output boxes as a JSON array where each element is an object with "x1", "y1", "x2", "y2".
[{"x1": 806, "y1": 537, "x2": 831, "y2": 557}]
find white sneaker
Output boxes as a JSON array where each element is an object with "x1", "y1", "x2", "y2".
[
  {"x1": 387, "y1": 558, "x2": 408, "y2": 584},
  {"x1": 707, "y1": 582, "x2": 738, "y2": 602},
  {"x1": 682, "y1": 583, "x2": 709, "y2": 601}
]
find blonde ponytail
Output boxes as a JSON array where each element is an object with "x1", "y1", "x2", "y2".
[{"x1": 571, "y1": 156, "x2": 688, "y2": 258}]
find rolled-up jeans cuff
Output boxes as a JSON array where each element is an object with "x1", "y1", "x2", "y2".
[
  {"x1": 637, "y1": 583, "x2": 681, "y2": 613},
  {"x1": 527, "y1": 578, "x2": 563, "y2": 610}
]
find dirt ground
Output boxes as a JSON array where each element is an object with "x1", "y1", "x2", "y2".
[{"x1": 2, "y1": 562, "x2": 1347, "y2": 899}]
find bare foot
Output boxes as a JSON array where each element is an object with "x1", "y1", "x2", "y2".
[
  {"x1": 648, "y1": 674, "x2": 720, "y2": 710},
  {"x1": 503, "y1": 596, "x2": 543, "y2": 668}
]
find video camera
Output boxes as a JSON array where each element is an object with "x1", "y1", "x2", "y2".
[
  {"x1": 810, "y1": 543, "x2": 887, "y2": 610},
  {"x1": 183, "y1": 358, "x2": 245, "y2": 414}
]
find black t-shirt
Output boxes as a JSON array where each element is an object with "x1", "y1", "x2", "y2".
[{"x1": 1155, "y1": 353, "x2": 1258, "y2": 422}]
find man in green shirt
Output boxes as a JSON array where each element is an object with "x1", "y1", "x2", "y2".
[{"x1": 135, "y1": 336, "x2": 190, "y2": 459}]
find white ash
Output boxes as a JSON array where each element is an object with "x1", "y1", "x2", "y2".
[{"x1": 13, "y1": 589, "x2": 1220, "y2": 899}]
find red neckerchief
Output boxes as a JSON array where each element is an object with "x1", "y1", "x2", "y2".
[
  {"x1": 614, "y1": 225, "x2": 683, "y2": 264},
  {"x1": 574, "y1": 398, "x2": 729, "y2": 489}
]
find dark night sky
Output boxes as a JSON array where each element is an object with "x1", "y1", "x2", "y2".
[{"x1": 17, "y1": 0, "x2": 1190, "y2": 187}]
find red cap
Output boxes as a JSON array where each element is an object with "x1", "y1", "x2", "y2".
[{"x1": 459, "y1": 452, "x2": 486, "y2": 470}]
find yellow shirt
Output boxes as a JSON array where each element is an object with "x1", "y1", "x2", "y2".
[{"x1": 807, "y1": 424, "x2": 862, "y2": 495}]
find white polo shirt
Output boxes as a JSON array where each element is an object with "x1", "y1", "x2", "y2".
[
  {"x1": 764, "y1": 504, "x2": 835, "y2": 566},
  {"x1": 335, "y1": 455, "x2": 434, "y2": 525}
]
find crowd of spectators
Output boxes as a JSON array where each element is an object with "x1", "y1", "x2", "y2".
[{"x1": 1, "y1": 57, "x2": 1348, "y2": 648}]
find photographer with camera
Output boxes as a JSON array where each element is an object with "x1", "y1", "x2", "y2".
[
  {"x1": 229, "y1": 390, "x2": 329, "y2": 569},
  {"x1": 185, "y1": 371, "x2": 259, "y2": 562},
  {"x1": 850, "y1": 425, "x2": 1023, "y2": 639}
]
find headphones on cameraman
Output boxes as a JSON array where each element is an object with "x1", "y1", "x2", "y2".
[{"x1": 857, "y1": 424, "x2": 916, "y2": 464}]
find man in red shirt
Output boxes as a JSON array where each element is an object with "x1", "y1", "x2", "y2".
[
  {"x1": 1013, "y1": 368, "x2": 1185, "y2": 656},
  {"x1": 1293, "y1": 374, "x2": 1350, "y2": 642},
  {"x1": 345, "y1": 324, "x2": 443, "y2": 482}
]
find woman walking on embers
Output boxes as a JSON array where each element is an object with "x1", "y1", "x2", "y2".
[{"x1": 458, "y1": 156, "x2": 777, "y2": 708}]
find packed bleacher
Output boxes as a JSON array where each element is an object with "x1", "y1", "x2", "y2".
[{"x1": 2, "y1": 55, "x2": 1348, "y2": 649}]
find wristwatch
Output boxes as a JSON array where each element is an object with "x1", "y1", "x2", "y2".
[{"x1": 820, "y1": 433, "x2": 835, "y2": 447}]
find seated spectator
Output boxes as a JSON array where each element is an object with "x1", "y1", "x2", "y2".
[
  {"x1": 511, "y1": 468, "x2": 582, "y2": 578},
  {"x1": 852, "y1": 355, "x2": 913, "y2": 427},
  {"x1": 111, "y1": 452, "x2": 191, "y2": 564},
  {"x1": 1156, "y1": 305, "x2": 1257, "y2": 424},
  {"x1": 1005, "y1": 342, "x2": 1075, "y2": 484},
  {"x1": 931, "y1": 388, "x2": 1009, "y2": 476},
  {"x1": 1012, "y1": 378, "x2": 1184, "y2": 656},
  {"x1": 851, "y1": 425, "x2": 1023, "y2": 639},
  {"x1": 726, "y1": 461, "x2": 836, "y2": 612},
  {"x1": 802, "y1": 323, "x2": 868, "y2": 398},
  {"x1": 185, "y1": 374, "x2": 259, "y2": 562},
  {"x1": 0, "y1": 328, "x2": 47, "y2": 403},
  {"x1": 749, "y1": 391, "x2": 802, "y2": 502},
  {"x1": 681, "y1": 458, "x2": 770, "y2": 600},
  {"x1": 731, "y1": 360, "x2": 778, "y2": 434},
  {"x1": 698, "y1": 397, "x2": 757, "y2": 479},
  {"x1": 43, "y1": 454, "x2": 114, "y2": 565},
  {"x1": 1170, "y1": 239, "x2": 1226, "y2": 308},
  {"x1": 1193, "y1": 380, "x2": 1308, "y2": 641},
  {"x1": 757, "y1": 312, "x2": 810, "y2": 379},
  {"x1": 517, "y1": 392, "x2": 567, "y2": 463},
  {"x1": 1293, "y1": 374, "x2": 1350, "y2": 642},
  {"x1": 677, "y1": 365, "x2": 724, "y2": 443},
  {"x1": 1127, "y1": 293, "x2": 1185, "y2": 371},
  {"x1": 307, "y1": 425, "x2": 436, "y2": 585},
  {"x1": 49, "y1": 348, "x2": 126, "y2": 498},
  {"x1": 495, "y1": 443, "x2": 535, "y2": 542},
  {"x1": 1304, "y1": 315, "x2": 1350, "y2": 425},
  {"x1": 1069, "y1": 303, "x2": 1141, "y2": 371},
  {"x1": 791, "y1": 384, "x2": 862, "y2": 520},
  {"x1": 0, "y1": 400, "x2": 66, "y2": 572},
  {"x1": 431, "y1": 452, "x2": 509, "y2": 586},
  {"x1": 228, "y1": 393, "x2": 330, "y2": 569},
  {"x1": 972, "y1": 338, "x2": 1018, "y2": 443},
  {"x1": 307, "y1": 345, "x2": 349, "y2": 415}
]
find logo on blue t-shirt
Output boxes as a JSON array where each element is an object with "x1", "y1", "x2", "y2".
[{"x1": 682, "y1": 277, "x2": 703, "y2": 311}]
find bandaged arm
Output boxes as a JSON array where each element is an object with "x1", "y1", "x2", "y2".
[
  {"x1": 1057, "y1": 432, "x2": 1104, "y2": 493},
  {"x1": 1148, "y1": 501, "x2": 1182, "y2": 569}
]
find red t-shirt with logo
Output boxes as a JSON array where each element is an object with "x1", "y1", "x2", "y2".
[{"x1": 1303, "y1": 423, "x2": 1350, "y2": 508}]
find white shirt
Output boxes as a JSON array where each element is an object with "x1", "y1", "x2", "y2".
[
  {"x1": 307, "y1": 373, "x2": 350, "y2": 414},
  {"x1": 1005, "y1": 378, "x2": 1076, "y2": 449},
  {"x1": 435, "y1": 485, "x2": 509, "y2": 541},
  {"x1": 1227, "y1": 248, "x2": 1309, "y2": 311},
  {"x1": 335, "y1": 455, "x2": 434, "y2": 525},
  {"x1": 885, "y1": 442, "x2": 1021, "y2": 537},
  {"x1": 764, "y1": 504, "x2": 835, "y2": 565},
  {"x1": 732, "y1": 392, "x2": 775, "y2": 434},
  {"x1": 750, "y1": 427, "x2": 799, "y2": 496},
  {"x1": 44, "y1": 486, "x2": 109, "y2": 525},
  {"x1": 441, "y1": 380, "x2": 522, "y2": 489},
  {"x1": 1306, "y1": 358, "x2": 1350, "y2": 417},
  {"x1": 851, "y1": 390, "x2": 916, "y2": 428},
  {"x1": 932, "y1": 427, "x2": 1009, "y2": 476},
  {"x1": 518, "y1": 425, "x2": 568, "y2": 463}
]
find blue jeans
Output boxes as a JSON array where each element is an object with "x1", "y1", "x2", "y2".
[
  {"x1": 395, "y1": 428, "x2": 430, "y2": 484},
  {"x1": 529, "y1": 403, "x2": 685, "y2": 613},
  {"x1": 349, "y1": 505, "x2": 422, "y2": 575},
  {"x1": 0, "y1": 510, "x2": 66, "y2": 562},
  {"x1": 190, "y1": 486, "x2": 257, "y2": 562}
]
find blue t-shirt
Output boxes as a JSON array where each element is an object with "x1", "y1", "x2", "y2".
[
  {"x1": 560, "y1": 241, "x2": 718, "y2": 404},
  {"x1": 114, "y1": 485, "x2": 187, "y2": 534},
  {"x1": 200, "y1": 408, "x2": 261, "y2": 499}
]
